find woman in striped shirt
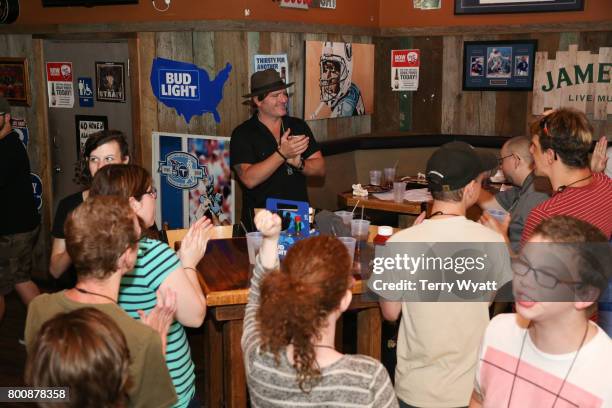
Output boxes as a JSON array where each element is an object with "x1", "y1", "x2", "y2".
[
  {"x1": 90, "y1": 164, "x2": 211, "y2": 408},
  {"x1": 242, "y1": 210, "x2": 398, "y2": 408}
]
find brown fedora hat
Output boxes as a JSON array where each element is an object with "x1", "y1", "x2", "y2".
[{"x1": 242, "y1": 68, "x2": 294, "y2": 98}]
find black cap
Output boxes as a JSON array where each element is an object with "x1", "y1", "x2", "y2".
[{"x1": 426, "y1": 141, "x2": 498, "y2": 192}]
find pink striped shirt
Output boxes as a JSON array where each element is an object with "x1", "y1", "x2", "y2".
[{"x1": 521, "y1": 172, "x2": 612, "y2": 246}]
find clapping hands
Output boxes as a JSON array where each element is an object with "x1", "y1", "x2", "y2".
[
  {"x1": 178, "y1": 216, "x2": 214, "y2": 269},
  {"x1": 138, "y1": 287, "x2": 177, "y2": 353}
]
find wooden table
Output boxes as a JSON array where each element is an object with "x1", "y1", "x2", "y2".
[
  {"x1": 338, "y1": 191, "x2": 429, "y2": 215},
  {"x1": 196, "y1": 238, "x2": 381, "y2": 408}
]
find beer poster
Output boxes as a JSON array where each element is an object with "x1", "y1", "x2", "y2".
[
  {"x1": 391, "y1": 49, "x2": 420, "y2": 91},
  {"x1": 46, "y1": 62, "x2": 74, "y2": 108}
]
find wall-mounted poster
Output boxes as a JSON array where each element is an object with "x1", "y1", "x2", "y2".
[
  {"x1": 96, "y1": 62, "x2": 126, "y2": 103},
  {"x1": 305, "y1": 41, "x2": 374, "y2": 120},
  {"x1": 46, "y1": 62, "x2": 74, "y2": 108},
  {"x1": 463, "y1": 40, "x2": 537, "y2": 91},
  {"x1": 75, "y1": 115, "x2": 108, "y2": 157},
  {"x1": 10, "y1": 117, "x2": 28, "y2": 148},
  {"x1": 0, "y1": 57, "x2": 30, "y2": 106},
  {"x1": 153, "y1": 132, "x2": 234, "y2": 229},
  {"x1": 254, "y1": 54, "x2": 289, "y2": 84},
  {"x1": 391, "y1": 49, "x2": 420, "y2": 91}
]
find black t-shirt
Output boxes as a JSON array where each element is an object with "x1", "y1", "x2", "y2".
[
  {"x1": 51, "y1": 190, "x2": 84, "y2": 290},
  {"x1": 230, "y1": 114, "x2": 320, "y2": 231},
  {"x1": 52, "y1": 191, "x2": 85, "y2": 238},
  {"x1": 0, "y1": 131, "x2": 39, "y2": 235}
]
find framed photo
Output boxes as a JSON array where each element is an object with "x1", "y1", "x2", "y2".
[
  {"x1": 75, "y1": 115, "x2": 108, "y2": 157},
  {"x1": 0, "y1": 57, "x2": 30, "y2": 106},
  {"x1": 463, "y1": 40, "x2": 537, "y2": 91},
  {"x1": 455, "y1": 0, "x2": 584, "y2": 15},
  {"x1": 95, "y1": 61, "x2": 126, "y2": 103}
]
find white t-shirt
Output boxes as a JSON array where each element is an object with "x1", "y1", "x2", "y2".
[
  {"x1": 388, "y1": 216, "x2": 512, "y2": 407},
  {"x1": 475, "y1": 313, "x2": 612, "y2": 407}
]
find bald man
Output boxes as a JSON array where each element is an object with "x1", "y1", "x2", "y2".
[{"x1": 479, "y1": 136, "x2": 549, "y2": 252}]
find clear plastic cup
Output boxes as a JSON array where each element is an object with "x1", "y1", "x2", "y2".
[
  {"x1": 393, "y1": 181, "x2": 406, "y2": 203},
  {"x1": 334, "y1": 210, "x2": 354, "y2": 226},
  {"x1": 486, "y1": 208, "x2": 508, "y2": 223},
  {"x1": 369, "y1": 170, "x2": 382, "y2": 186},
  {"x1": 383, "y1": 167, "x2": 396, "y2": 187},
  {"x1": 351, "y1": 219, "x2": 371, "y2": 242},
  {"x1": 338, "y1": 236, "x2": 356, "y2": 262},
  {"x1": 246, "y1": 231, "x2": 263, "y2": 264}
]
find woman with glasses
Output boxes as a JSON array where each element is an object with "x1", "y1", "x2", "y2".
[
  {"x1": 90, "y1": 164, "x2": 211, "y2": 408},
  {"x1": 50, "y1": 130, "x2": 130, "y2": 288}
]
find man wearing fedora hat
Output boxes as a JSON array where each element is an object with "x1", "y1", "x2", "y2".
[
  {"x1": 231, "y1": 68, "x2": 325, "y2": 231},
  {"x1": 0, "y1": 96, "x2": 41, "y2": 322}
]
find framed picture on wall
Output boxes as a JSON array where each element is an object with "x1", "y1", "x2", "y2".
[
  {"x1": 455, "y1": 0, "x2": 584, "y2": 14},
  {"x1": 304, "y1": 41, "x2": 375, "y2": 120},
  {"x1": 95, "y1": 61, "x2": 126, "y2": 103},
  {"x1": 0, "y1": 57, "x2": 30, "y2": 106},
  {"x1": 463, "y1": 40, "x2": 537, "y2": 91},
  {"x1": 75, "y1": 115, "x2": 108, "y2": 157}
]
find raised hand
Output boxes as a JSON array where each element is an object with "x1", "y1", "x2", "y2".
[
  {"x1": 479, "y1": 211, "x2": 510, "y2": 238},
  {"x1": 254, "y1": 210, "x2": 281, "y2": 239},
  {"x1": 138, "y1": 287, "x2": 177, "y2": 354},
  {"x1": 590, "y1": 136, "x2": 608, "y2": 173},
  {"x1": 178, "y1": 216, "x2": 214, "y2": 269}
]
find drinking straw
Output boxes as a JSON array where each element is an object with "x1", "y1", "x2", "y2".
[
  {"x1": 393, "y1": 160, "x2": 399, "y2": 172},
  {"x1": 331, "y1": 224, "x2": 337, "y2": 237},
  {"x1": 360, "y1": 205, "x2": 365, "y2": 221},
  {"x1": 351, "y1": 200, "x2": 360, "y2": 214},
  {"x1": 240, "y1": 221, "x2": 248, "y2": 235}
]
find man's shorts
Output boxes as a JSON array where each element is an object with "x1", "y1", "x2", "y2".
[{"x1": 0, "y1": 226, "x2": 40, "y2": 296}]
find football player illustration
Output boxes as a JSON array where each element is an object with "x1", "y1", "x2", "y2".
[{"x1": 310, "y1": 42, "x2": 365, "y2": 119}]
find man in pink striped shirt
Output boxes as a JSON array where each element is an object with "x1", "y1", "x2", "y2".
[{"x1": 521, "y1": 108, "x2": 612, "y2": 247}]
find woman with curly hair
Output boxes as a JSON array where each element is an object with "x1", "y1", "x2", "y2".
[{"x1": 242, "y1": 210, "x2": 398, "y2": 407}]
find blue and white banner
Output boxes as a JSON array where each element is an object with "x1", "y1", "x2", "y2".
[
  {"x1": 150, "y1": 58, "x2": 232, "y2": 124},
  {"x1": 153, "y1": 132, "x2": 234, "y2": 229}
]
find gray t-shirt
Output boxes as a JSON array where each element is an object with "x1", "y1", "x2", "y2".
[{"x1": 495, "y1": 172, "x2": 549, "y2": 252}]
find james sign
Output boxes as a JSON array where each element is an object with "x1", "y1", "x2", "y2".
[{"x1": 533, "y1": 45, "x2": 611, "y2": 120}]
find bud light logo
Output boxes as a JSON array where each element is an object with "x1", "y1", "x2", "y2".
[{"x1": 158, "y1": 151, "x2": 207, "y2": 189}]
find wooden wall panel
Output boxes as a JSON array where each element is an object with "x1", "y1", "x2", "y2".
[
  {"x1": 412, "y1": 36, "x2": 442, "y2": 133},
  {"x1": 372, "y1": 36, "x2": 403, "y2": 133}
]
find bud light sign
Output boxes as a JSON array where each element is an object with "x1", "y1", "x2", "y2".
[{"x1": 160, "y1": 70, "x2": 199, "y2": 100}]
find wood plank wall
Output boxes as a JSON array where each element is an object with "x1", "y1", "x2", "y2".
[
  {"x1": 372, "y1": 31, "x2": 612, "y2": 138},
  {"x1": 0, "y1": 35, "x2": 51, "y2": 278},
  {"x1": 137, "y1": 31, "x2": 373, "y2": 173}
]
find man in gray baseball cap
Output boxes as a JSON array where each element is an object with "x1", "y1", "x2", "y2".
[{"x1": 0, "y1": 95, "x2": 41, "y2": 323}]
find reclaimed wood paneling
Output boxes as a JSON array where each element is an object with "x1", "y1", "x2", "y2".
[
  {"x1": 136, "y1": 32, "x2": 157, "y2": 173},
  {"x1": 412, "y1": 36, "x2": 442, "y2": 133},
  {"x1": 372, "y1": 36, "x2": 403, "y2": 133}
]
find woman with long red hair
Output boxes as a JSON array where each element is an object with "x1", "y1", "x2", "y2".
[{"x1": 242, "y1": 210, "x2": 397, "y2": 407}]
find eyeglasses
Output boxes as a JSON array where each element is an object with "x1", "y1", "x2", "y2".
[
  {"x1": 511, "y1": 256, "x2": 583, "y2": 290},
  {"x1": 498, "y1": 153, "x2": 514, "y2": 165},
  {"x1": 143, "y1": 186, "x2": 157, "y2": 199}
]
